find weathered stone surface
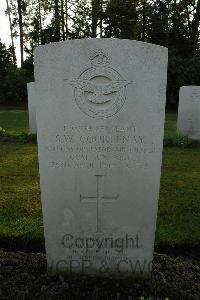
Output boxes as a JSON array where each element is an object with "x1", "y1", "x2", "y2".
[
  {"x1": 27, "y1": 82, "x2": 37, "y2": 134},
  {"x1": 177, "y1": 86, "x2": 200, "y2": 140},
  {"x1": 34, "y1": 39, "x2": 168, "y2": 276}
]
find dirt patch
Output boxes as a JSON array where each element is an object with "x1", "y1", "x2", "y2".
[{"x1": 0, "y1": 249, "x2": 200, "y2": 299}]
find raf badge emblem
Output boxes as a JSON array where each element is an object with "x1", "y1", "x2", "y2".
[{"x1": 66, "y1": 49, "x2": 132, "y2": 118}]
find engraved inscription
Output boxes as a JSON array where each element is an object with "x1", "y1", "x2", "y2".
[
  {"x1": 80, "y1": 175, "x2": 119, "y2": 233},
  {"x1": 45, "y1": 122, "x2": 156, "y2": 171},
  {"x1": 65, "y1": 49, "x2": 132, "y2": 118}
]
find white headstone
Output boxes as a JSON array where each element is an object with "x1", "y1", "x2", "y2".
[
  {"x1": 177, "y1": 86, "x2": 200, "y2": 140},
  {"x1": 27, "y1": 82, "x2": 37, "y2": 134},
  {"x1": 34, "y1": 39, "x2": 168, "y2": 277}
]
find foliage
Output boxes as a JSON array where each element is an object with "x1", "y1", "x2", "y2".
[
  {"x1": 0, "y1": 127, "x2": 6, "y2": 136},
  {"x1": 167, "y1": 50, "x2": 185, "y2": 107},
  {"x1": 17, "y1": 131, "x2": 36, "y2": 143},
  {"x1": 2, "y1": 67, "x2": 33, "y2": 104},
  {"x1": 1, "y1": 0, "x2": 200, "y2": 106},
  {"x1": 172, "y1": 134, "x2": 193, "y2": 147},
  {"x1": 0, "y1": 39, "x2": 33, "y2": 104},
  {"x1": 104, "y1": 0, "x2": 138, "y2": 39},
  {"x1": 5, "y1": 0, "x2": 200, "y2": 56},
  {"x1": 0, "y1": 41, "x2": 14, "y2": 73},
  {"x1": 184, "y1": 56, "x2": 200, "y2": 85},
  {"x1": 167, "y1": 51, "x2": 200, "y2": 108}
]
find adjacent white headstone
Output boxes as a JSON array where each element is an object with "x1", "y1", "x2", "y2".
[
  {"x1": 177, "y1": 86, "x2": 200, "y2": 140},
  {"x1": 34, "y1": 39, "x2": 168, "y2": 277},
  {"x1": 27, "y1": 82, "x2": 37, "y2": 134}
]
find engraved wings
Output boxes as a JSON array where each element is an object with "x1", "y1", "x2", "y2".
[{"x1": 68, "y1": 79, "x2": 132, "y2": 104}]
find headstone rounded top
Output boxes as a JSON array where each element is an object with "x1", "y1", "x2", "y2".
[
  {"x1": 34, "y1": 38, "x2": 168, "y2": 54},
  {"x1": 180, "y1": 86, "x2": 200, "y2": 90}
]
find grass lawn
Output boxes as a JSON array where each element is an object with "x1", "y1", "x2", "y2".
[
  {"x1": 0, "y1": 141, "x2": 200, "y2": 247},
  {"x1": 0, "y1": 109, "x2": 178, "y2": 139},
  {"x1": 0, "y1": 142, "x2": 42, "y2": 242},
  {"x1": 164, "y1": 111, "x2": 178, "y2": 140},
  {"x1": 157, "y1": 147, "x2": 200, "y2": 246},
  {"x1": 0, "y1": 110, "x2": 29, "y2": 135}
]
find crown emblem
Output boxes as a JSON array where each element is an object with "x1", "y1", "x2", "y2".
[{"x1": 89, "y1": 49, "x2": 111, "y2": 67}]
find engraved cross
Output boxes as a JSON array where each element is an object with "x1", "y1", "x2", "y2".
[{"x1": 80, "y1": 175, "x2": 119, "y2": 233}]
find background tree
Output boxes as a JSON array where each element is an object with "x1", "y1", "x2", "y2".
[
  {"x1": 0, "y1": 39, "x2": 32, "y2": 104},
  {"x1": 1, "y1": 0, "x2": 200, "y2": 108},
  {"x1": 104, "y1": 0, "x2": 138, "y2": 39}
]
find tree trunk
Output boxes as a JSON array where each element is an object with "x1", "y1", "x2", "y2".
[
  {"x1": 6, "y1": 0, "x2": 16, "y2": 64},
  {"x1": 54, "y1": 0, "x2": 60, "y2": 41},
  {"x1": 100, "y1": 0, "x2": 103, "y2": 37},
  {"x1": 38, "y1": 0, "x2": 42, "y2": 44},
  {"x1": 17, "y1": 0, "x2": 24, "y2": 67},
  {"x1": 141, "y1": 0, "x2": 147, "y2": 41},
  {"x1": 191, "y1": 0, "x2": 200, "y2": 54},
  {"x1": 65, "y1": 0, "x2": 68, "y2": 38},
  {"x1": 186, "y1": 5, "x2": 192, "y2": 38},
  {"x1": 61, "y1": 0, "x2": 65, "y2": 40},
  {"x1": 91, "y1": 0, "x2": 101, "y2": 38}
]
